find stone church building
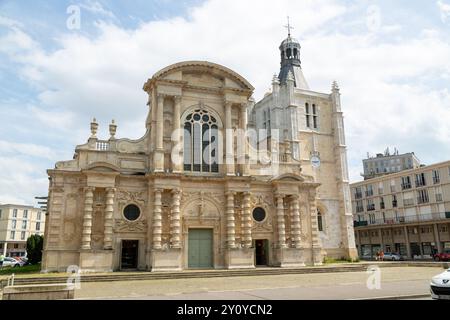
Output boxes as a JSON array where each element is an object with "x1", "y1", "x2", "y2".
[{"x1": 42, "y1": 33, "x2": 357, "y2": 272}]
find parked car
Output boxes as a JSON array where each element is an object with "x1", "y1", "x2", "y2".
[
  {"x1": 382, "y1": 252, "x2": 401, "y2": 261},
  {"x1": 2, "y1": 257, "x2": 23, "y2": 268},
  {"x1": 433, "y1": 249, "x2": 450, "y2": 261},
  {"x1": 430, "y1": 268, "x2": 450, "y2": 300}
]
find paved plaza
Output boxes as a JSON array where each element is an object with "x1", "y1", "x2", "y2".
[{"x1": 72, "y1": 266, "x2": 439, "y2": 300}]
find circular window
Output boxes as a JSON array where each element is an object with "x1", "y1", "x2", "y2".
[
  {"x1": 252, "y1": 207, "x2": 266, "y2": 222},
  {"x1": 123, "y1": 204, "x2": 141, "y2": 221}
]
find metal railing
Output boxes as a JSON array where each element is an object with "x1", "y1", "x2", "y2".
[
  {"x1": 354, "y1": 212, "x2": 450, "y2": 227},
  {"x1": 401, "y1": 183, "x2": 411, "y2": 190}
]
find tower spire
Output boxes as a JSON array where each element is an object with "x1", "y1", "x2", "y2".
[{"x1": 284, "y1": 16, "x2": 293, "y2": 37}]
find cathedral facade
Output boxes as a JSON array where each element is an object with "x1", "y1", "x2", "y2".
[{"x1": 42, "y1": 34, "x2": 357, "y2": 272}]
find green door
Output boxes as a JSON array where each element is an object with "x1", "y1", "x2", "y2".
[{"x1": 188, "y1": 229, "x2": 213, "y2": 269}]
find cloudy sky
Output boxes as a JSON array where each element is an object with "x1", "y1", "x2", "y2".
[{"x1": 1, "y1": 0, "x2": 449, "y2": 205}]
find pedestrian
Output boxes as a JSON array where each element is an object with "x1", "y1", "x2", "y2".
[
  {"x1": 0, "y1": 253, "x2": 4, "y2": 269},
  {"x1": 380, "y1": 251, "x2": 385, "y2": 261}
]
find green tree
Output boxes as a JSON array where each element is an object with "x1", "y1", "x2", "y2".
[{"x1": 26, "y1": 234, "x2": 44, "y2": 264}]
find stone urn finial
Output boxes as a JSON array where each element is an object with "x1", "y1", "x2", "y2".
[
  {"x1": 90, "y1": 118, "x2": 98, "y2": 138},
  {"x1": 332, "y1": 80, "x2": 340, "y2": 92},
  {"x1": 109, "y1": 119, "x2": 117, "y2": 140}
]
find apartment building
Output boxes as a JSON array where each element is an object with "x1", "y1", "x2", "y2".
[
  {"x1": 0, "y1": 204, "x2": 45, "y2": 257},
  {"x1": 362, "y1": 150, "x2": 421, "y2": 180},
  {"x1": 351, "y1": 160, "x2": 450, "y2": 259}
]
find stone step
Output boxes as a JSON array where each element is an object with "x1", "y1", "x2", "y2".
[{"x1": 2, "y1": 265, "x2": 374, "y2": 287}]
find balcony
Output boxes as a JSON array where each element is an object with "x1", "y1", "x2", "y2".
[
  {"x1": 365, "y1": 191, "x2": 374, "y2": 197},
  {"x1": 355, "y1": 192, "x2": 363, "y2": 199},
  {"x1": 367, "y1": 204, "x2": 375, "y2": 211},
  {"x1": 417, "y1": 196, "x2": 429, "y2": 204},
  {"x1": 354, "y1": 221, "x2": 368, "y2": 227},
  {"x1": 401, "y1": 183, "x2": 411, "y2": 190},
  {"x1": 380, "y1": 202, "x2": 385, "y2": 209},
  {"x1": 415, "y1": 180, "x2": 426, "y2": 188},
  {"x1": 356, "y1": 206, "x2": 364, "y2": 213},
  {"x1": 353, "y1": 212, "x2": 450, "y2": 228},
  {"x1": 96, "y1": 141, "x2": 110, "y2": 151},
  {"x1": 392, "y1": 200, "x2": 398, "y2": 208},
  {"x1": 433, "y1": 177, "x2": 440, "y2": 184}
]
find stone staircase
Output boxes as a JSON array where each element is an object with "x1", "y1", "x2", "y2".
[{"x1": 1, "y1": 261, "x2": 445, "y2": 288}]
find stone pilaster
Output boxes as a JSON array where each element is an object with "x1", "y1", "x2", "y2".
[
  {"x1": 154, "y1": 94, "x2": 165, "y2": 172},
  {"x1": 275, "y1": 193, "x2": 287, "y2": 248},
  {"x1": 153, "y1": 188, "x2": 163, "y2": 249},
  {"x1": 242, "y1": 192, "x2": 252, "y2": 248},
  {"x1": 81, "y1": 187, "x2": 94, "y2": 250},
  {"x1": 239, "y1": 103, "x2": 250, "y2": 176},
  {"x1": 173, "y1": 95, "x2": 183, "y2": 173},
  {"x1": 103, "y1": 187, "x2": 115, "y2": 250},
  {"x1": 226, "y1": 191, "x2": 236, "y2": 248},
  {"x1": 309, "y1": 190, "x2": 323, "y2": 264},
  {"x1": 290, "y1": 195, "x2": 302, "y2": 249},
  {"x1": 170, "y1": 189, "x2": 182, "y2": 248},
  {"x1": 225, "y1": 101, "x2": 235, "y2": 175}
]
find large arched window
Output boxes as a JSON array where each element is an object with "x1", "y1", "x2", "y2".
[{"x1": 183, "y1": 109, "x2": 219, "y2": 173}]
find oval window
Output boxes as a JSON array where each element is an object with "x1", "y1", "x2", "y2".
[
  {"x1": 252, "y1": 207, "x2": 266, "y2": 222},
  {"x1": 123, "y1": 204, "x2": 140, "y2": 221}
]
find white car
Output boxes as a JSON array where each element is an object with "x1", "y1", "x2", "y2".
[
  {"x1": 430, "y1": 268, "x2": 450, "y2": 300},
  {"x1": 382, "y1": 252, "x2": 401, "y2": 261},
  {"x1": 2, "y1": 257, "x2": 23, "y2": 268}
]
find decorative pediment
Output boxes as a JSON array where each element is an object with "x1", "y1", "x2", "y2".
[
  {"x1": 270, "y1": 173, "x2": 306, "y2": 182},
  {"x1": 145, "y1": 61, "x2": 254, "y2": 93},
  {"x1": 85, "y1": 162, "x2": 121, "y2": 172}
]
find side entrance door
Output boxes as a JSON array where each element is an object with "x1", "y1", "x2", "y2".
[
  {"x1": 188, "y1": 229, "x2": 213, "y2": 269},
  {"x1": 254, "y1": 239, "x2": 269, "y2": 266},
  {"x1": 121, "y1": 240, "x2": 138, "y2": 269}
]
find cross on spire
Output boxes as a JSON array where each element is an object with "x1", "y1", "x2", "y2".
[{"x1": 284, "y1": 16, "x2": 294, "y2": 37}]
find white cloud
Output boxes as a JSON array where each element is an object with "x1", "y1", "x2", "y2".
[
  {"x1": 0, "y1": 157, "x2": 48, "y2": 205},
  {"x1": 0, "y1": 140, "x2": 58, "y2": 160},
  {"x1": 0, "y1": 0, "x2": 450, "y2": 206},
  {"x1": 79, "y1": 0, "x2": 116, "y2": 19},
  {"x1": 437, "y1": 0, "x2": 450, "y2": 23}
]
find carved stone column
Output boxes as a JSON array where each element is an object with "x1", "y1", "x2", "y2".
[
  {"x1": 173, "y1": 95, "x2": 183, "y2": 173},
  {"x1": 276, "y1": 193, "x2": 287, "y2": 248},
  {"x1": 225, "y1": 101, "x2": 235, "y2": 175},
  {"x1": 81, "y1": 187, "x2": 94, "y2": 250},
  {"x1": 290, "y1": 195, "x2": 302, "y2": 249},
  {"x1": 153, "y1": 188, "x2": 163, "y2": 249},
  {"x1": 103, "y1": 187, "x2": 115, "y2": 250},
  {"x1": 154, "y1": 94, "x2": 165, "y2": 172},
  {"x1": 225, "y1": 191, "x2": 236, "y2": 248},
  {"x1": 170, "y1": 189, "x2": 182, "y2": 248},
  {"x1": 242, "y1": 192, "x2": 252, "y2": 248}
]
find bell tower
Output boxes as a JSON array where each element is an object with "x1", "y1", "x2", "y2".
[{"x1": 278, "y1": 17, "x2": 309, "y2": 90}]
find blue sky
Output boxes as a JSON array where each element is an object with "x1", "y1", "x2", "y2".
[{"x1": 1, "y1": 0, "x2": 450, "y2": 205}]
